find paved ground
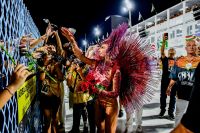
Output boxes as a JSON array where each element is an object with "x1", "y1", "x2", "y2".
[{"x1": 63, "y1": 86, "x2": 175, "y2": 133}]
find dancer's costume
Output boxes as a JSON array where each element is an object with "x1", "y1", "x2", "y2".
[
  {"x1": 61, "y1": 23, "x2": 160, "y2": 132},
  {"x1": 81, "y1": 24, "x2": 159, "y2": 112}
]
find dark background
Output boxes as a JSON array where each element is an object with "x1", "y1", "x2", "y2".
[{"x1": 24, "y1": 0, "x2": 182, "y2": 46}]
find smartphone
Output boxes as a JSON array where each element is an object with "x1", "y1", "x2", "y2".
[{"x1": 164, "y1": 33, "x2": 168, "y2": 40}]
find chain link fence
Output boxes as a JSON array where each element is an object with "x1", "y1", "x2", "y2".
[{"x1": 0, "y1": 0, "x2": 43, "y2": 132}]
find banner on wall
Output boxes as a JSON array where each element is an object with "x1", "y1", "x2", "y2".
[{"x1": 17, "y1": 76, "x2": 36, "y2": 124}]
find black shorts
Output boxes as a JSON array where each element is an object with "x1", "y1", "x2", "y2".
[{"x1": 40, "y1": 94, "x2": 61, "y2": 118}]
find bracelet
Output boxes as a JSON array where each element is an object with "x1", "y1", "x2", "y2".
[{"x1": 4, "y1": 87, "x2": 14, "y2": 96}]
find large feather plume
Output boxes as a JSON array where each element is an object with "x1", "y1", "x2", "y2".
[{"x1": 107, "y1": 24, "x2": 160, "y2": 114}]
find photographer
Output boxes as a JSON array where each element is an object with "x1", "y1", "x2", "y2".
[
  {"x1": 36, "y1": 25, "x2": 75, "y2": 131},
  {"x1": 51, "y1": 28, "x2": 76, "y2": 130},
  {"x1": 54, "y1": 27, "x2": 76, "y2": 60},
  {"x1": 39, "y1": 51, "x2": 64, "y2": 133},
  {"x1": 67, "y1": 59, "x2": 89, "y2": 133}
]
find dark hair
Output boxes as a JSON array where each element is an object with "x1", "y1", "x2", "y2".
[
  {"x1": 37, "y1": 52, "x2": 48, "y2": 66},
  {"x1": 52, "y1": 53, "x2": 64, "y2": 62},
  {"x1": 74, "y1": 59, "x2": 85, "y2": 68}
]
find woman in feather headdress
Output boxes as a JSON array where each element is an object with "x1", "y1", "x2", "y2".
[{"x1": 61, "y1": 23, "x2": 159, "y2": 133}]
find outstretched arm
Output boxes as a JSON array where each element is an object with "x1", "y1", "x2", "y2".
[
  {"x1": 61, "y1": 27, "x2": 96, "y2": 66},
  {"x1": 30, "y1": 25, "x2": 53, "y2": 49},
  {"x1": 29, "y1": 34, "x2": 47, "y2": 49},
  {"x1": 161, "y1": 34, "x2": 167, "y2": 59},
  {"x1": 54, "y1": 31, "x2": 64, "y2": 56}
]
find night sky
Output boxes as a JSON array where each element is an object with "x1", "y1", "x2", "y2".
[{"x1": 24, "y1": 0, "x2": 182, "y2": 45}]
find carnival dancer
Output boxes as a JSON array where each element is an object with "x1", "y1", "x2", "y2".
[{"x1": 61, "y1": 23, "x2": 159, "y2": 133}]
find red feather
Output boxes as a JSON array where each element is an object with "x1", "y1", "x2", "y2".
[{"x1": 106, "y1": 24, "x2": 160, "y2": 114}]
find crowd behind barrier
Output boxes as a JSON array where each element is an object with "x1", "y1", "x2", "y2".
[{"x1": 0, "y1": 0, "x2": 43, "y2": 132}]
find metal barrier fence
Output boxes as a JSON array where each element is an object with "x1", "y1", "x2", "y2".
[{"x1": 0, "y1": 0, "x2": 42, "y2": 132}]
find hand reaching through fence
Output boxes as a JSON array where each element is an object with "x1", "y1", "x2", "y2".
[{"x1": 0, "y1": 64, "x2": 32, "y2": 109}]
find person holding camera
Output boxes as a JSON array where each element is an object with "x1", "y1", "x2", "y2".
[
  {"x1": 159, "y1": 33, "x2": 176, "y2": 120},
  {"x1": 54, "y1": 27, "x2": 76, "y2": 60},
  {"x1": 51, "y1": 28, "x2": 76, "y2": 130},
  {"x1": 67, "y1": 59, "x2": 90, "y2": 133},
  {"x1": 39, "y1": 51, "x2": 64, "y2": 133}
]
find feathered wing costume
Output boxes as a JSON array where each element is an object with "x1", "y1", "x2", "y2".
[
  {"x1": 100, "y1": 23, "x2": 159, "y2": 113},
  {"x1": 61, "y1": 23, "x2": 160, "y2": 114}
]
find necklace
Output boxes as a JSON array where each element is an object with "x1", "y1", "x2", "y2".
[
  {"x1": 185, "y1": 56, "x2": 195, "y2": 70},
  {"x1": 185, "y1": 63, "x2": 192, "y2": 70}
]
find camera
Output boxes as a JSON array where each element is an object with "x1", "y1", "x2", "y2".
[
  {"x1": 50, "y1": 24, "x2": 59, "y2": 31},
  {"x1": 67, "y1": 55, "x2": 75, "y2": 62},
  {"x1": 43, "y1": 18, "x2": 59, "y2": 31},
  {"x1": 52, "y1": 53, "x2": 65, "y2": 63},
  {"x1": 73, "y1": 59, "x2": 85, "y2": 68}
]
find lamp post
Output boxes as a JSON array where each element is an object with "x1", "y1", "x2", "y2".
[
  {"x1": 122, "y1": 0, "x2": 134, "y2": 27},
  {"x1": 82, "y1": 40, "x2": 87, "y2": 52},
  {"x1": 94, "y1": 25, "x2": 101, "y2": 42},
  {"x1": 128, "y1": 9, "x2": 132, "y2": 27}
]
